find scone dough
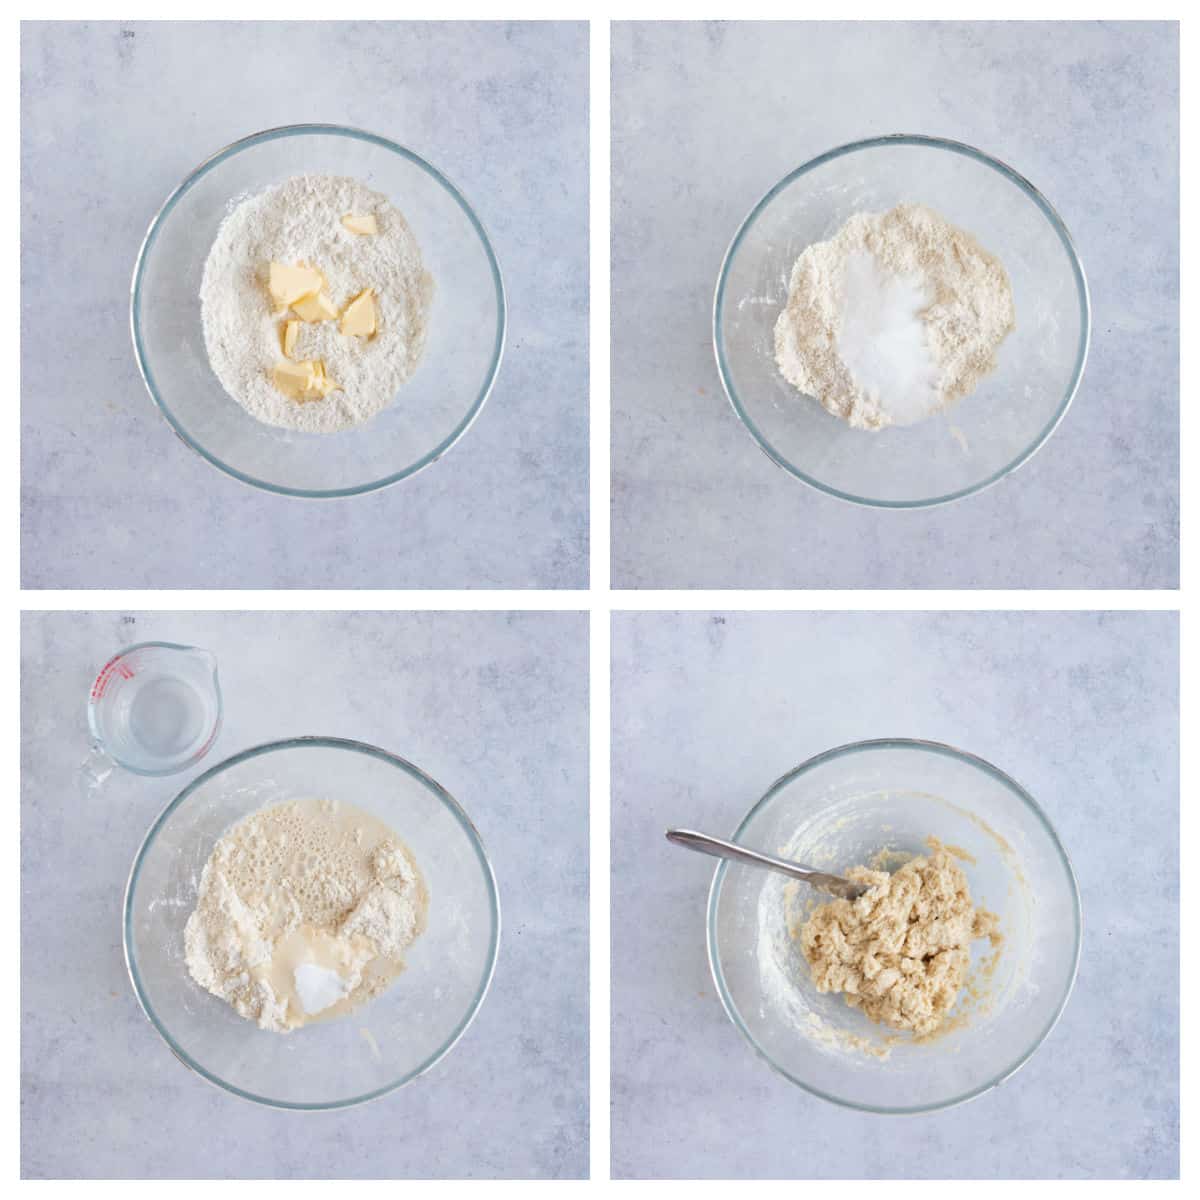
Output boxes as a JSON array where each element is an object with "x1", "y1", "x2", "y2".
[{"x1": 798, "y1": 838, "x2": 1000, "y2": 1036}]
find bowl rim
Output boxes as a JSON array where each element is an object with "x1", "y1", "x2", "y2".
[
  {"x1": 129, "y1": 122, "x2": 507, "y2": 499},
  {"x1": 122, "y1": 735, "x2": 502, "y2": 1110},
  {"x1": 705, "y1": 736, "x2": 1083, "y2": 1115},
  {"x1": 712, "y1": 133, "x2": 1092, "y2": 509}
]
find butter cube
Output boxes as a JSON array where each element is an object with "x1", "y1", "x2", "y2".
[
  {"x1": 272, "y1": 359, "x2": 317, "y2": 399},
  {"x1": 281, "y1": 319, "x2": 300, "y2": 358},
  {"x1": 339, "y1": 288, "x2": 377, "y2": 338},
  {"x1": 292, "y1": 291, "x2": 339, "y2": 323},
  {"x1": 309, "y1": 362, "x2": 339, "y2": 398},
  {"x1": 268, "y1": 262, "x2": 324, "y2": 307},
  {"x1": 272, "y1": 358, "x2": 340, "y2": 401},
  {"x1": 341, "y1": 213, "x2": 378, "y2": 236}
]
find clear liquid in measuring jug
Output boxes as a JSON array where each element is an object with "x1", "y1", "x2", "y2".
[
  {"x1": 87, "y1": 642, "x2": 221, "y2": 776},
  {"x1": 125, "y1": 675, "x2": 207, "y2": 758},
  {"x1": 103, "y1": 669, "x2": 217, "y2": 770}
]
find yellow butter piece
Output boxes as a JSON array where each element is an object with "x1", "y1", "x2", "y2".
[
  {"x1": 281, "y1": 319, "x2": 300, "y2": 358},
  {"x1": 272, "y1": 359, "x2": 318, "y2": 399},
  {"x1": 292, "y1": 291, "x2": 339, "y2": 323},
  {"x1": 268, "y1": 262, "x2": 324, "y2": 307},
  {"x1": 309, "y1": 366, "x2": 339, "y2": 398},
  {"x1": 271, "y1": 358, "x2": 338, "y2": 401},
  {"x1": 341, "y1": 213, "x2": 378, "y2": 236},
  {"x1": 339, "y1": 288, "x2": 377, "y2": 338}
]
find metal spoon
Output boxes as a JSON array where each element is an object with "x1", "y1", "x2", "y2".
[{"x1": 665, "y1": 828, "x2": 869, "y2": 900}]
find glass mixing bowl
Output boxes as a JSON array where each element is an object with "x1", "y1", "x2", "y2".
[
  {"x1": 708, "y1": 739, "x2": 1081, "y2": 1114},
  {"x1": 131, "y1": 124, "x2": 505, "y2": 497},
  {"x1": 123, "y1": 737, "x2": 500, "y2": 1109},
  {"x1": 714, "y1": 135, "x2": 1090, "y2": 507}
]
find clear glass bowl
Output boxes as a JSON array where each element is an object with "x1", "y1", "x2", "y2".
[
  {"x1": 131, "y1": 124, "x2": 505, "y2": 497},
  {"x1": 708, "y1": 739, "x2": 1081, "y2": 1114},
  {"x1": 714, "y1": 135, "x2": 1090, "y2": 507},
  {"x1": 123, "y1": 737, "x2": 500, "y2": 1109}
]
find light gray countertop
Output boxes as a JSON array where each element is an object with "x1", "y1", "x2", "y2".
[
  {"x1": 612, "y1": 21, "x2": 1179, "y2": 588},
  {"x1": 21, "y1": 611, "x2": 589, "y2": 1178},
  {"x1": 21, "y1": 21, "x2": 588, "y2": 589},
  {"x1": 611, "y1": 611, "x2": 1178, "y2": 1178}
]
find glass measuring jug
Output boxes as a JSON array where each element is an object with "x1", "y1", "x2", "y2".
[{"x1": 87, "y1": 642, "x2": 222, "y2": 776}]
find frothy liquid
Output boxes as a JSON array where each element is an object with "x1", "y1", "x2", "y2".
[{"x1": 185, "y1": 798, "x2": 427, "y2": 1032}]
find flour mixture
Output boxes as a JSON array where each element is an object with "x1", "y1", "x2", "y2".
[
  {"x1": 774, "y1": 204, "x2": 1015, "y2": 430},
  {"x1": 797, "y1": 838, "x2": 1001, "y2": 1036},
  {"x1": 184, "y1": 798, "x2": 428, "y2": 1032},
  {"x1": 200, "y1": 175, "x2": 434, "y2": 433}
]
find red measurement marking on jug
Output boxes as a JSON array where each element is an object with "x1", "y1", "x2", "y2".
[{"x1": 90, "y1": 655, "x2": 135, "y2": 700}]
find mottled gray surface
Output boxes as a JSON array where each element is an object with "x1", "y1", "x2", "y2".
[
  {"x1": 21, "y1": 22, "x2": 588, "y2": 588},
  {"x1": 21, "y1": 611, "x2": 588, "y2": 1178},
  {"x1": 612, "y1": 22, "x2": 1178, "y2": 588},
  {"x1": 612, "y1": 611, "x2": 1178, "y2": 1178}
]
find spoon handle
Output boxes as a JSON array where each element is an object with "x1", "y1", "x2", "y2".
[{"x1": 665, "y1": 828, "x2": 866, "y2": 899}]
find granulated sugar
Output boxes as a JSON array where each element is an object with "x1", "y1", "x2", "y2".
[
  {"x1": 836, "y1": 249, "x2": 939, "y2": 427},
  {"x1": 774, "y1": 203, "x2": 1015, "y2": 431}
]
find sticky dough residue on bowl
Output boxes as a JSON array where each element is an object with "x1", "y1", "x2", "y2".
[{"x1": 755, "y1": 789, "x2": 1031, "y2": 1062}]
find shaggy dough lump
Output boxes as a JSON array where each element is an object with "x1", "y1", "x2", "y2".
[{"x1": 798, "y1": 838, "x2": 1001, "y2": 1036}]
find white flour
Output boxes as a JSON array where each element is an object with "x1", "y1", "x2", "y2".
[
  {"x1": 184, "y1": 798, "x2": 427, "y2": 1033},
  {"x1": 200, "y1": 175, "x2": 434, "y2": 434},
  {"x1": 774, "y1": 203, "x2": 1015, "y2": 430}
]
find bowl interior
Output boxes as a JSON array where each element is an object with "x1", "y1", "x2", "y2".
[
  {"x1": 716, "y1": 138, "x2": 1089, "y2": 506},
  {"x1": 133, "y1": 126, "x2": 504, "y2": 496},
  {"x1": 125, "y1": 740, "x2": 499, "y2": 1109},
  {"x1": 710, "y1": 741, "x2": 1080, "y2": 1113}
]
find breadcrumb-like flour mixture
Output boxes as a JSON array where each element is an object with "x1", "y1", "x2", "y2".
[{"x1": 774, "y1": 203, "x2": 1015, "y2": 430}]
